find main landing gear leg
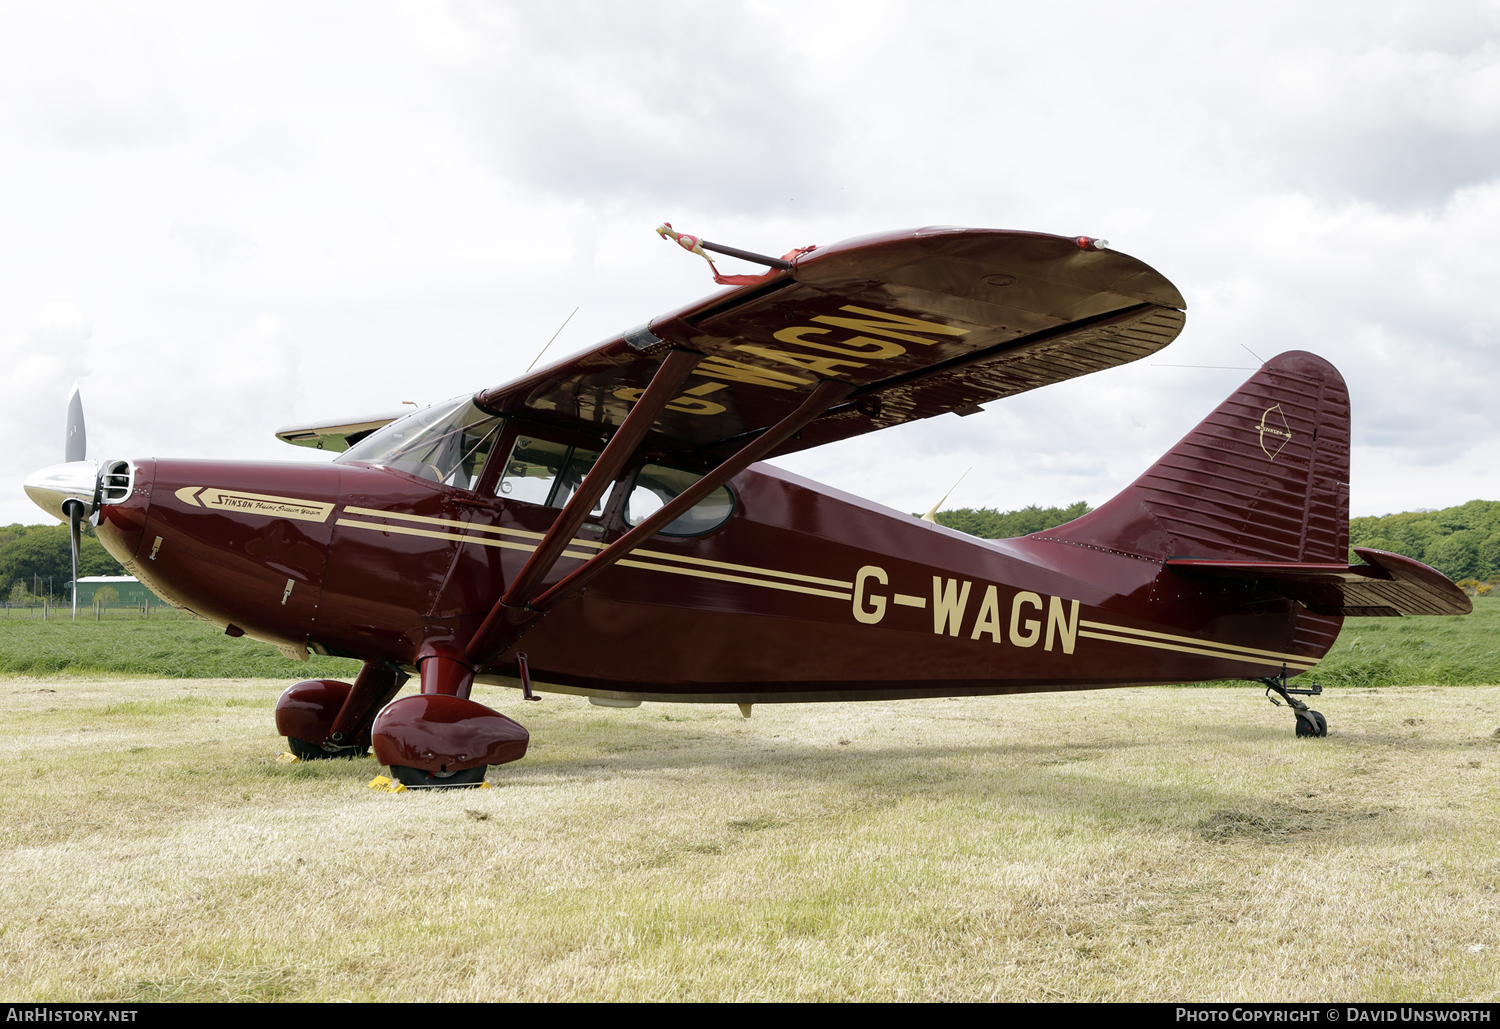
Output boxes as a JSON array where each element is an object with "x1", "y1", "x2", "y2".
[
  {"x1": 1255, "y1": 666, "x2": 1327, "y2": 738},
  {"x1": 370, "y1": 649, "x2": 529, "y2": 788},
  {"x1": 330, "y1": 660, "x2": 408, "y2": 749}
]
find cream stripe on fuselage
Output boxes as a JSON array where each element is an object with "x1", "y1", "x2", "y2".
[
  {"x1": 1079, "y1": 619, "x2": 1314, "y2": 666},
  {"x1": 342, "y1": 505, "x2": 605, "y2": 546},
  {"x1": 335, "y1": 508, "x2": 840, "y2": 596},
  {"x1": 1077, "y1": 629, "x2": 1317, "y2": 670},
  {"x1": 339, "y1": 506, "x2": 851, "y2": 588},
  {"x1": 333, "y1": 517, "x2": 598, "y2": 561},
  {"x1": 614, "y1": 558, "x2": 852, "y2": 600},
  {"x1": 337, "y1": 507, "x2": 1317, "y2": 667}
]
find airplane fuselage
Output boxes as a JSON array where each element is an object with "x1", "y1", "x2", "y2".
[{"x1": 97, "y1": 448, "x2": 1334, "y2": 706}]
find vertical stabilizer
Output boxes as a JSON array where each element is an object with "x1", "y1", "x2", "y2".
[{"x1": 1043, "y1": 352, "x2": 1350, "y2": 563}]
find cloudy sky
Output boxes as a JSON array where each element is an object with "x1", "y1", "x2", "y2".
[{"x1": 4, "y1": 0, "x2": 1499, "y2": 527}]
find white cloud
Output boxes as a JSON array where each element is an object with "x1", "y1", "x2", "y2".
[
  {"x1": 0, "y1": 6, "x2": 192, "y2": 152},
  {"x1": 434, "y1": 1, "x2": 848, "y2": 214},
  {"x1": 2, "y1": 304, "x2": 95, "y2": 516},
  {"x1": 169, "y1": 213, "x2": 257, "y2": 268},
  {"x1": 3, "y1": 0, "x2": 1500, "y2": 529}
]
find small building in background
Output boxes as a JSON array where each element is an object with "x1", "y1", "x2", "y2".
[{"x1": 67, "y1": 576, "x2": 166, "y2": 608}]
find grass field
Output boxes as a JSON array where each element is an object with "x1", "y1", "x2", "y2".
[
  {"x1": 0, "y1": 607, "x2": 361, "y2": 679},
  {"x1": 1, "y1": 598, "x2": 1497, "y2": 686},
  {"x1": 1, "y1": 601, "x2": 1497, "y2": 1001},
  {"x1": 1298, "y1": 598, "x2": 1500, "y2": 688},
  {"x1": 0, "y1": 678, "x2": 1497, "y2": 1001}
]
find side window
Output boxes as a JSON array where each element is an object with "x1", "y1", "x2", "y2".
[
  {"x1": 497, "y1": 436, "x2": 611, "y2": 514},
  {"x1": 625, "y1": 464, "x2": 735, "y2": 536}
]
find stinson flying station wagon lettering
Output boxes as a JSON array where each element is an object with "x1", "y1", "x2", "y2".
[{"x1": 24, "y1": 226, "x2": 1471, "y2": 788}]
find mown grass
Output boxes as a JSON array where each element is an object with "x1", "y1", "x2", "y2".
[
  {"x1": 1306, "y1": 598, "x2": 1500, "y2": 687},
  {"x1": 1, "y1": 598, "x2": 1495, "y2": 685},
  {"x1": 0, "y1": 678, "x2": 1497, "y2": 1001},
  {"x1": 0, "y1": 609, "x2": 359, "y2": 678}
]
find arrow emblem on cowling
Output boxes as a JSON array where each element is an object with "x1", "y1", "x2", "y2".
[{"x1": 1257, "y1": 404, "x2": 1292, "y2": 459}]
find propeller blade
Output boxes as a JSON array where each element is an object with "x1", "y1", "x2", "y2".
[
  {"x1": 65, "y1": 382, "x2": 87, "y2": 463},
  {"x1": 66, "y1": 500, "x2": 82, "y2": 622}
]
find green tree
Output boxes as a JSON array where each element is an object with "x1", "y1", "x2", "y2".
[
  {"x1": 93, "y1": 585, "x2": 119, "y2": 609},
  {"x1": 1434, "y1": 499, "x2": 1500, "y2": 535},
  {"x1": 1424, "y1": 532, "x2": 1483, "y2": 581},
  {"x1": 79, "y1": 533, "x2": 123, "y2": 576},
  {"x1": 0, "y1": 529, "x2": 70, "y2": 584},
  {"x1": 1350, "y1": 536, "x2": 1418, "y2": 562},
  {"x1": 935, "y1": 502, "x2": 1093, "y2": 539},
  {"x1": 0, "y1": 524, "x2": 124, "y2": 585},
  {"x1": 1386, "y1": 515, "x2": 1443, "y2": 557},
  {"x1": 1349, "y1": 501, "x2": 1500, "y2": 575},
  {"x1": 1480, "y1": 534, "x2": 1500, "y2": 580}
]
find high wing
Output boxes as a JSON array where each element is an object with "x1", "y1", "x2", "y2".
[
  {"x1": 275, "y1": 410, "x2": 411, "y2": 452},
  {"x1": 476, "y1": 227, "x2": 1186, "y2": 467}
]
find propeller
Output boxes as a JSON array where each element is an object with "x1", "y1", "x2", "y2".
[
  {"x1": 65, "y1": 381, "x2": 86, "y2": 463},
  {"x1": 22, "y1": 382, "x2": 101, "y2": 622},
  {"x1": 61, "y1": 383, "x2": 89, "y2": 621},
  {"x1": 65, "y1": 496, "x2": 84, "y2": 621}
]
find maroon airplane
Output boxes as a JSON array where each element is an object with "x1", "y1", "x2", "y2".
[{"x1": 23, "y1": 227, "x2": 1471, "y2": 788}]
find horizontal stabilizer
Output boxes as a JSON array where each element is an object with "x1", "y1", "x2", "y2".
[
  {"x1": 1165, "y1": 548, "x2": 1472, "y2": 617},
  {"x1": 275, "y1": 410, "x2": 410, "y2": 452}
]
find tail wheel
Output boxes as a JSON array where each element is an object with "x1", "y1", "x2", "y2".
[
  {"x1": 287, "y1": 737, "x2": 368, "y2": 760},
  {"x1": 389, "y1": 764, "x2": 489, "y2": 789},
  {"x1": 1295, "y1": 711, "x2": 1328, "y2": 738}
]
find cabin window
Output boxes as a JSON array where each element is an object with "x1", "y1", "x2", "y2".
[
  {"x1": 624, "y1": 464, "x2": 735, "y2": 536},
  {"x1": 337, "y1": 396, "x2": 503, "y2": 490},
  {"x1": 497, "y1": 436, "x2": 611, "y2": 514}
]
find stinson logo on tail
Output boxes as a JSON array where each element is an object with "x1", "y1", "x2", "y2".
[{"x1": 1257, "y1": 404, "x2": 1292, "y2": 459}]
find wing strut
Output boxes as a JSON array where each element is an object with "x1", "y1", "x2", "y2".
[
  {"x1": 476, "y1": 349, "x2": 703, "y2": 645},
  {"x1": 466, "y1": 378, "x2": 855, "y2": 665}
]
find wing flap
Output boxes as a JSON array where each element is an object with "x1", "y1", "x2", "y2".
[{"x1": 1165, "y1": 547, "x2": 1473, "y2": 617}]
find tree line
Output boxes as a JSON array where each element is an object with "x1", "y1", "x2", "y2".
[
  {"x1": 1, "y1": 523, "x2": 126, "y2": 604},
  {"x1": 934, "y1": 498, "x2": 1500, "y2": 586},
  {"x1": 932, "y1": 502, "x2": 1093, "y2": 540},
  {"x1": 6, "y1": 498, "x2": 1500, "y2": 601},
  {"x1": 1346, "y1": 499, "x2": 1500, "y2": 584}
]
